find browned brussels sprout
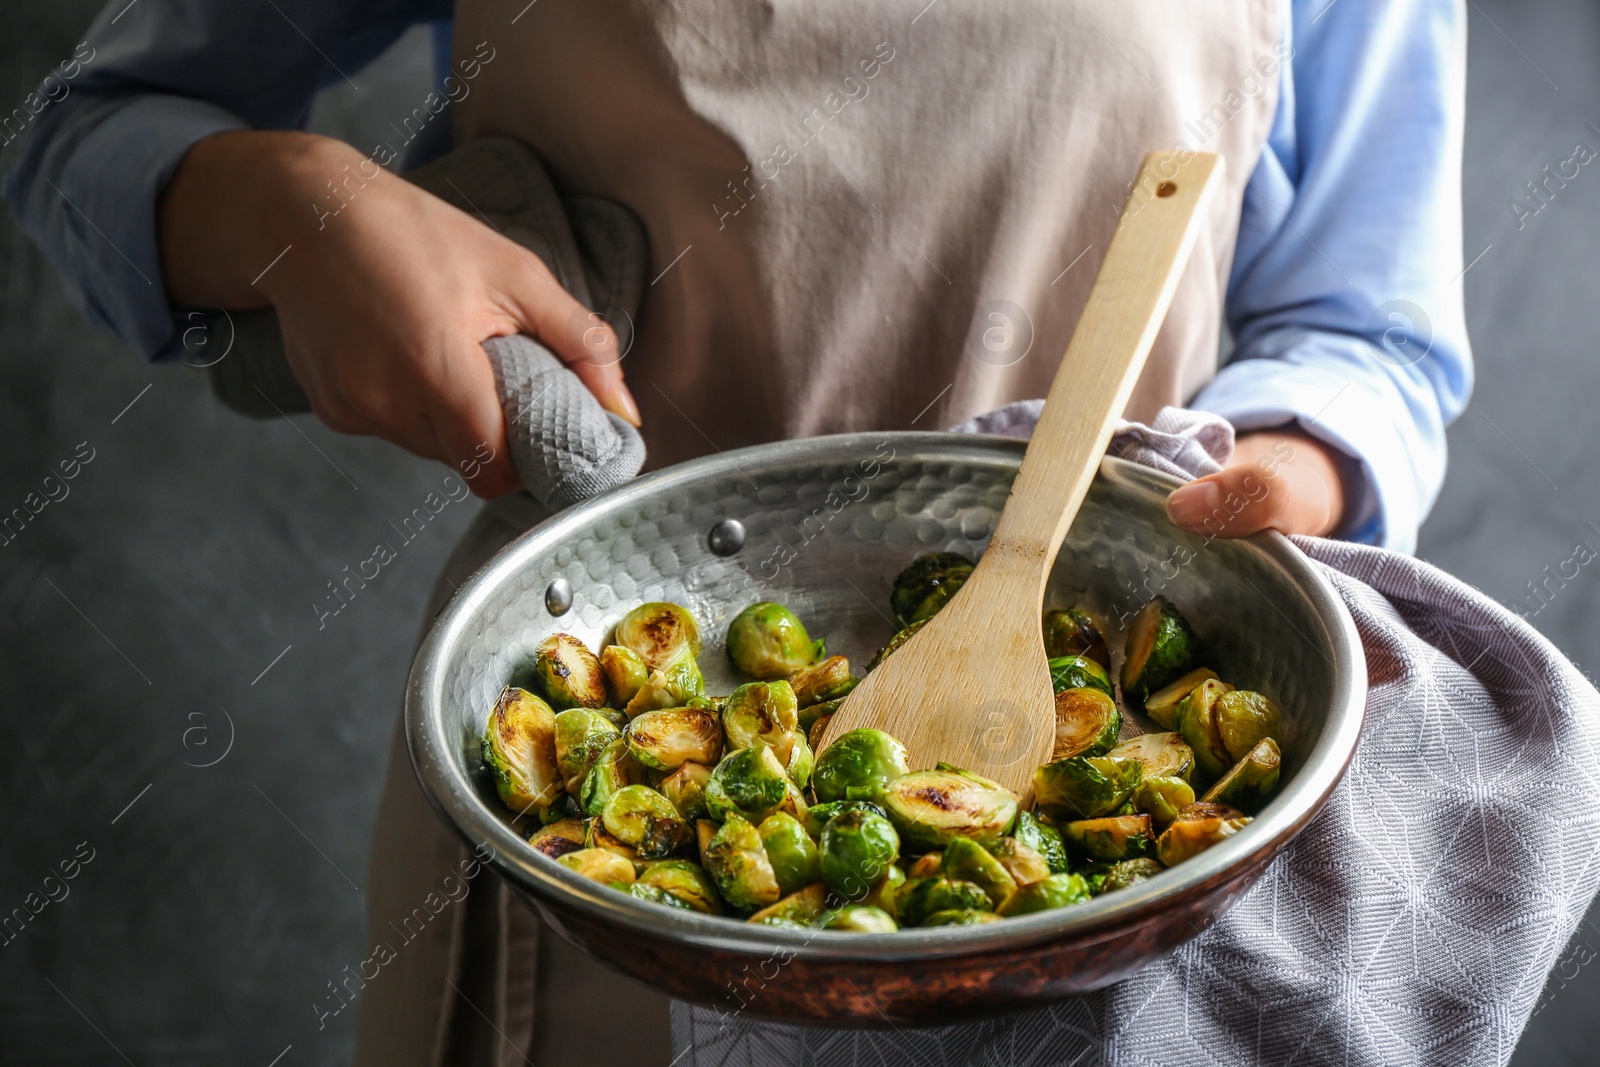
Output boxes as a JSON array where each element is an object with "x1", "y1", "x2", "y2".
[
  {"x1": 1048, "y1": 654, "x2": 1115, "y2": 700},
  {"x1": 747, "y1": 883, "x2": 827, "y2": 925},
  {"x1": 817, "y1": 905, "x2": 898, "y2": 932},
  {"x1": 906, "y1": 852, "x2": 944, "y2": 880},
  {"x1": 1215, "y1": 691, "x2": 1283, "y2": 763},
  {"x1": 726, "y1": 602, "x2": 824, "y2": 679},
  {"x1": 1061, "y1": 814, "x2": 1154, "y2": 862},
  {"x1": 722, "y1": 680, "x2": 800, "y2": 763},
  {"x1": 882, "y1": 767, "x2": 1019, "y2": 849},
  {"x1": 1132, "y1": 775, "x2": 1196, "y2": 831},
  {"x1": 921, "y1": 908, "x2": 1001, "y2": 927},
  {"x1": 988, "y1": 837, "x2": 1053, "y2": 887},
  {"x1": 788, "y1": 655, "x2": 858, "y2": 707},
  {"x1": 939, "y1": 836, "x2": 1018, "y2": 908},
  {"x1": 1141, "y1": 667, "x2": 1221, "y2": 730},
  {"x1": 528, "y1": 818, "x2": 586, "y2": 861},
  {"x1": 625, "y1": 707, "x2": 723, "y2": 771},
  {"x1": 579, "y1": 736, "x2": 645, "y2": 817},
  {"x1": 619, "y1": 881, "x2": 698, "y2": 912},
  {"x1": 1052, "y1": 687, "x2": 1123, "y2": 760},
  {"x1": 554, "y1": 709, "x2": 623, "y2": 795},
  {"x1": 1107, "y1": 731, "x2": 1196, "y2": 782},
  {"x1": 1121, "y1": 596, "x2": 1199, "y2": 704},
  {"x1": 1173, "y1": 678, "x2": 1236, "y2": 781},
  {"x1": 1033, "y1": 756, "x2": 1144, "y2": 821},
  {"x1": 704, "y1": 813, "x2": 781, "y2": 910},
  {"x1": 890, "y1": 552, "x2": 974, "y2": 626},
  {"x1": 706, "y1": 743, "x2": 802, "y2": 824},
  {"x1": 1201, "y1": 737, "x2": 1282, "y2": 811},
  {"x1": 623, "y1": 649, "x2": 707, "y2": 718},
  {"x1": 797, "y1": 696, "x2": 844, "y2": 737},
  {"x1": 1154, "y1": 803, "x2": 1251, "y2": 866},
  {"x1": 895, "y1": 876, "x2": 993, "y2": 926},
  {"x1": 586, "y1": 817, "x2": 637, "y2": 863},
  {"x1": 995, "y1": 873, "x2": 1092, "y2": 917},
  {"x1": 636, "y1": 859, "x2": 722, "y2": 914},
  {"x1": 531, "y1": 633, "x2": 609, "y2": 709},
  {"x1": 614, "y1": 602, "x2": 702, "y2": 672},
  {"x1": 658, "y1": 761, "x2": 714, "y2": 821},
  {"x1": 1011, "y1": 811, "x2": 1070, "y2": 874},
  {"x1": 558, "y1": 848, "x2": 636, "y2": 885},
  {"x1": 1041, "y1": 607, "x2": 1110, "y2": 668},
  {"x1": 1100, "y1": 857, "x2": 1164, "y2": 894},
  {"x1": 482, "y1": 687, "x2": 562, "y2": 818},
  {"x1": 600, "y1": 644, "x2": 649, "y2": 707},
  {"x1": 602, "y1": 785, "x2": 691, "y2": 860}
]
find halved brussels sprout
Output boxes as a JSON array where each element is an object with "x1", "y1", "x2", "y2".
[
  {"x1": 801, "y1": 799, "x2": 889, "y2": 840},
  {"x1": 1107, "y1": 731, "x2": 1196, "y2": 782},
  {"x1": 1062, "y1": 814, "x2": 1154, "y2": 862},
  {"x1": 758, "y1": 812, "x2": 821, "y2": 897},
  {"x1": 807, "y1": 712, "x2": 834, "y2": 754},
  {"x1": 1048, "y1": 655, "x2": 1115, "y2": 700},
  {"x1": 722, "y1": 681, "x2": 800, "y2": 763},
  {"x1": 865, "y1": 618, "x2": 927, "y2": 672},
  {"x1": 625, "y1": 707, "x2": 723, "y2": 771},
  {"x1": 600, "y1": 644, "x2": 649, "y2": 708},
  {"x1": 788, "y1": 655, "x2": 858, "y2": 707},
  {"x1": 1100, "y1": 857, "x2": 1164, "y2": 894},
  {"x1": 1201, "y1": 737, "x2": 1281, "y2": 811},
  {"x1": 890, "y1": 551, "x2": 974, "y2": 626},
  {"x1": 1141, "y1": 667, "x2": 1220, "y2": 729},
  {"x1": 704, "y1": 813, "x2": 782, "y2": 910},
  {"x1": 1042, "y1": 607, "x2": 1110, "y2": 669},
  {"x1": 695, "y1": 819, "x2": 718, "y2": 866},
  {"x1": 706, "y1": 743, "x2": 801, "y2": 824},
  {"x1": 726, "y1": 602, "x2": 824, "y2": 679},
  {"x1": 1215, "y1": 691, "x2": 1283, "y2": 763},
  {"x1": 658, "y1": 761, "x2": 713, "y2": 821},
  {"x1": 614, "y1": 602, "x2": 702, "y2": 672},
  {"x1": 482, "y1": 687, "x2": 562, "y2": 817},
  {"x1": 554, "y1": 709, "x2": 623, "y2": 794},
  {"x1": 988, "y1": 837, "x2": 1052, "y2": 887},
  {"x1": 882, "y1": 767, "x2": 1019, "y2": 849},
  {"x1": 818, "y1": 905, "x2": 898, "y2": 932},
  {"x1": 906, "y1": 852, "x2": 944, "y2": 879},
  {"x1": 813, "y1": 728, "x2": 911, "y2": 804},
  {"x1": 1132, "y1": 775, "x2": 1196, "y2": 831},
  {"x1": 579, "y1": 736, "x2": 645, "y2": 817},
  {"x1": 747, "y1": 883, "x2": 827, "y2": 925},
  {"x1": 636, "y1": 859, "x2": 722, "y2": 914},
  {"x1": 528, "y1": 818, "x2": 587, "y2": 861},
  {"x1": 1154, "y1": 803, "x2": 1251, "y2": 866},
  {"x1": 995, "y1": 872, "x2": 1092, "y2": 917},
  {"x1": 1052, "y1": 688, "x2": 1122, "y2": 760},
  {"x1": 558, "y1": 847, "x2": 636, "y2": 884},
  {"x1": 531, "y1": 633, "x2": 608, "y2": 709},
  {"x1": 1011, "y1": 811, "x2": 1070, "y2": 874},
  {"x1": 797, "y1": 696, "x2": 844, "y2": 737},
  {"x1": 920, "y1": 908, "x2": 1001, "y2": 927},
  {"x1": 1173, "y1": 678, "x2": 1235, "y2": 781},
  {"x1": 602, "y1": 785, "x2": 691, "y2": 860},
  {"x1": 624, "y1": 649, "x2": 707, "y2": 717},
  {"x1": 620, "y1": 881, "x2": 697, "y2": 911},
  {"x1": 862, "y1": 864, "x2": 906, "y2": 917},
  {"x1": 786, "y1": 729, "x2": 814, "y2": 790},
  {"x1": 940, "y1": 836, "x2": 1018, "y2": 908},
  {"x1": 819, "y1": 809, "x2": 901, "y2": 901},
  {"x1": 586, "y1": 817, "x2": 637, "y2": 862},
  {"x1": 1120, "y1": 597, "x2": 1199, "y2": 704},
  {"x1": 895, "y1": 876, "x2": 993, "y2": 927},
  {"x1": 1033, "y1": 756, "x2": 1144, "y2": 821},
  {"x1": 755, "y1": 916, "x2": 810, "y2": 929}
]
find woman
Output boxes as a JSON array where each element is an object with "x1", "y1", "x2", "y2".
[{"x1": 6, "y1": 0, "x2": 1470, "y2": 1062}]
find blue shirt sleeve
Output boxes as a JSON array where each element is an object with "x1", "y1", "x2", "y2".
[
  {"x1": 1, "y1": 0, "x2": 447, "y2": 362},
  {"x1": 1193, "y1": 0, "x2": 1473, "y2": 553}
]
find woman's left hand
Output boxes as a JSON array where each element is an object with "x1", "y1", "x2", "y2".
[{"x1": 1164, "y1": 428, "x2": 1355, "y2": 539}]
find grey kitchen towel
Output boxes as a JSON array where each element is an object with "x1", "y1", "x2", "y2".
[
  {"x1": 672, "y1": 406, "x2": 1600, "y2": 1066},
  {"x1": 206, "y1": 137, "x2": 647, "y2": 514}
]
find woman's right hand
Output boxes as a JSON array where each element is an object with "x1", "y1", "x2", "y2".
[{"x1": 159, "y1": 129, "x2": 639, "y2": 498}]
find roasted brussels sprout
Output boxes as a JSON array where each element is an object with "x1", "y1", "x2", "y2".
[
  {"x1": 625, "y1": 706, "x2": 723, "y2": 771},
  {"x1": 921, "y1": 908, "x2": 1001, "y2": 927},
  {"x1": 706, "y1": 743, "x2": 800, "y2": 824},
  {"x1": 658, "y1": 761, "x2": 713, "y2": 821},
  {"x1": 1121, "y1": 596, "x2": 1199, "y2": 704},
  {"x1": 531, "y1": 633, "x2": 608, "y2": 709},
  {"x1": 819, "y1": 809, "x2": 901, "y2": 901},
  {"x1": 890, "y1": 552, "x2": 974, "y2": 626},
  {"x1": 600, "y1": 644, "x2": 649, "y2": 707},
  {"x1": 940, "y1": 836, "x2": 1018, "y2": 908},
  {"x1": 553, "y1": 709, "x2": 622, "y2": 795},
  {"x1": 862, "y1": 863, "x2": 906, "y2": 917},
  {"x1": 695, "y1": 819, "x2": 718, "y2": 865},
  {"x1": 1042, "y1": 607, "x2": 1110, "y2": 668},
  {"x1": 579, "y1": 736, "x2": 645, "y2": 816},
  {"x1": 995, "y1": 872, "x2": 1092, "y2": 917},
  {"x1": 755, "y1": 916, "x2": 810, "y2": 929},
  {"x1": 602, "y1": 784, "x2": 691, "y2": 860},
  {"x1": 865, "y1": 618, "x2": 927, "y2": 672},
  {"x1": 482, "y1": 687, "x2": 562, "y2": 817},
  {"x1": 906, "y1": 852, "x2": 944, "y2": 879},
  {"x1": 1052, "y1": 687, "x2": 1122, "y2": 760},
  {"x1": 1048, "y1": 654, "x2": 1115, "y2": 700},
  {"x1": 624, "y1": 649, "x2": 707, "y2": 717},
  {"x1": 636, "y1": 859, "x2": 722, "y2": 914},
  {"x1": 895, "y1": 876, "x2": 993, "y2": 926},
  {"x1": 785, "y1": 729, "x2": 815, "y2": 790},
  {"x1": 528, "y1": 818, "x2": 586, "y2": 861},
  {"x1": 614, "y1": 602, "x2": 702, "y2": 671},
  {"x1": 1100, "y1": 857, "x2": 1164, "y2": 894},
  {"x1": 620, "y1": 881, "x2": 697, "y2": 911},
  {"x1": 1033, "y1": 756, "x2": 1144, "y2": 821},
  {"x1": 797, "y1": 695, "x2": 844, "y2": 736},
  {"x1": 801, "y1": 799, "x2": 889, "y2": 840},
  {"x1": 1215, "y1": 690, "x2": 1283, "y2": 763},
  {"x1": 586, "y1": 817, "x2": 637, "y2": 861},
  {"x1": 813, "y1": 728, "x2": 911, "y2": 804},
  {"x1": 807, "y1": 711, "x2": 834, "y2": 753},
  {"x1": 1201, "y1": 737, "x2": 1281, "y2": 811},
  {"x1": 1107, "y1": 731, "x2": 1196, "y2": 782},
  {"x1": 1155, "y1": 803, "x2": 1251, "y2": 866},
  {"x1": 882, "y1": 767, "x2": 1019, "y2": 849},
  {"x1": 722, "y1": 681, "x2": 800, "y2": 763},
  {"x1": 1132, "y1": 775, "x2": 1196, "y2": 830},
  {"x1": 1062, "y1": 814, "x2": 1154, "y2": 862},
  {"x1": 988, "y1": 836, "x2": 1052, "y2": 886},
  {"x1": 1141, "y1": 667, "x2": 1220, "y2": 729},
  {"x1": 1173, "y1": 678, "x2": 1235, "y2": 781},
  {"x1": 1011, "y1": 811, "x2": 1070, "y2": 874},
  {"x1": 704, "y1": 813, "x2": 782, "y2": 910},
  {"x1": 748, "y1": 883, "x2": 827, "y2": 926},
  {"x1": 788, "y1": 655, "x2": 858, "y2": 707},
  {"x1": 726, "y1": 602, "x2": 824, "y2": 680},
  {"x1": 758, "y1": 812, "x2": 821, "y2": 897},
  {"x1": 558, "y1": 847, "x2": 636, "y2": 884},
  {"x1": 818, "y1": 905, "x2": 898, "y2": 932}
]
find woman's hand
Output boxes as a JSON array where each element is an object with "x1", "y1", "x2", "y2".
[
  {"x1": 159, "y1": 130, "x2": 639, "y2": 498},
  {"x1": 1165, "y1": 428, "x2": 1355, "y2": 539}
]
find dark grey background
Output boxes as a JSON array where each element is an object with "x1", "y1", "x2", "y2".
[{"x1": 1, "y1": 2, "x2": 1596, "y2": 1064}]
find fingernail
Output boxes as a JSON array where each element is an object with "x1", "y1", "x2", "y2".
[
  {"x1": 612, "y1": 384, "x2": 642, "y2": 428},
  {"x1": 1167, "y1": 480, "x2": 1221, "y2": 526}
]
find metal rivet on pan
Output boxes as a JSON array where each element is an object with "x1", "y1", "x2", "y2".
[
  {"x1": 544, "y1": 577, "x2": 573, "y2": 616},
  {"x1": 708, "y1": 518, "x2": 746, "y2": 557}
]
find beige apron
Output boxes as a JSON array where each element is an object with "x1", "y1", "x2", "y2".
[{"x1": 357, "y1": 2, "x2": 1281, "y2": 1063}]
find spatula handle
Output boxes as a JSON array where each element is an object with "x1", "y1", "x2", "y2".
[{"x1": 984, "y1": 151, "x2": 1224, "y2": 593}]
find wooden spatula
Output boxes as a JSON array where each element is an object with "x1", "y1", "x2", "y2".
[{"x1": 820, "y1": 151, "x2": 1225, "y2": 795}]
